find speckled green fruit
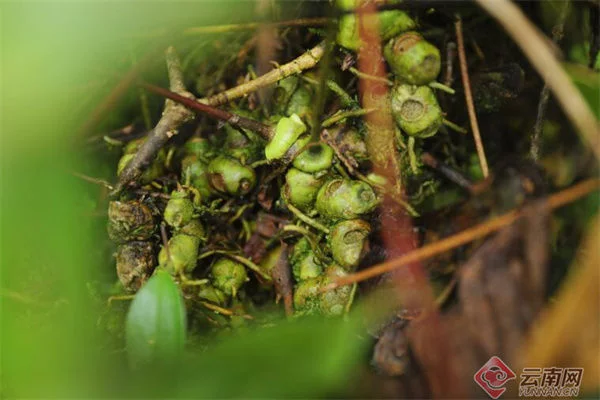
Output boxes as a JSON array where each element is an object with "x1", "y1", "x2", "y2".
[
  {"x1": 198, "y1": 285, "x2": 227, "y2": 305},
  {"x1": 315, "y1": 178, "x2": 379, "y2": 220},
  {"x1": 158, "y1": 234, "x2": 200, "y2": 275},
  {"x1": 181, "y1": 155, "x2": 213, "y2": 200},
  {"x1": 164, "y1": 190, "x2": 194, "y2": 229},
  {"x1": 318, "y1": 265, "x2": 353, "y2": 316},
  {"x1": 207, "y1": 156, "x2": 256, "y2": 196},
  {"x1": 293, "y1": 143, "x2": 334, "y2": 173},
  {"x1": 210, "y1": 258, "x2": 248, "y2": 297},
  {"x1": 108, "y1": 201, "x2": 155, "y2": 243},
  {"x1": 329, "y1": 219, "x2": 371, "y2": 270},
  {"x1": 265, "y1": 114, "x2": 307, "y2": 161},
  {"x1": 337, "y1": 10, "x2": 416, "y2": 51},
  {"x1": 284, "y1": 168, "x2": 326, "y2": 211},
  {"x1": 391, "y1": 84, "x2": 442, "y2": 138},
  {"x1": 293, "y1": 277, "x2": 322, "y2": 315},
  {"x1": 384, "y1": 32, "x2": 441, "y2": 85},
  {"x1": 178, "y1": 219, "x2": 205, "y2": 239},
  {"x1": 116, "y1": 241, "x2": 156, "y2": 292},
  {"x1": 290, "y1": 237, "x2": 323, "y2": 281}
]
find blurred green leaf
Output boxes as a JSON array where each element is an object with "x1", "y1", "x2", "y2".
[
  {"x1": 126, "y1": 270, "x2": 186, "y2": 368},
  {"x1": 163, "y1": 317, "x2": 368, "y2": 398}
]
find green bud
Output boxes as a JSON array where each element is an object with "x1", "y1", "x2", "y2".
[
  {"x1": 198, "y1": 285, "x2": 228, "y2": 305},
  {"x1": 181, "y1": 155, "x2": 213, "y2": 201},
  {"x1": 384, "y1": 32, "x2": 441, "y2": 85},
  {"x1": 265, "y1": 114, "x2": 307, "y2": 161},
  {"x1": 315, "y1": 178, "x2": 379, "y2": 220},
  {"x1": 115, "y1": 241, "x2": 156, "y2": 292},
  {"x1": 293, "y1": 143, "x2": 334, "y2": 173},
  {"x1": 108, "y1": 200, "x2": 155, "y2": 243},
  {"x1": 318, "y1": 265, "x2": 353, "y2": 316},
  {"x1": 293, "y1": 277, "x2": 322, "y2": 315},
  {"x1": 289, "y1": 238, "x2": 323, "y2": 281},
  {"x1": 223, "y1": 125, "x2": 265, "y2": 163},
  {"x1": 391, "y1": 84, "x2": 442, "y2": 138},
  {"x1": 284, "y1": 168, "x2": 326, "y2": 211},
  {"x1": 178, "y1": 218, "x2": 205, "y2": 239},
  {"x1": 117, "y1": 152, "x2": 165, "y2": 184},
  {"x1": 164, "y1": 190, "x2": 194, "y2": 229},
  {"x1": 293, "y1": 265, "x2": 352, "y2": 316},
  {"x1": 337, "y1": 11, "x2": 416, "y2": 51},
  {"x1": 158, "y1": 234, "x2": 200, "y2": 275},
  {"x1": 329, "y1": 219, "x2": 371, "y2": 270},
  {"x1": 207, "y1": 156, "x2": 256, "y2": 196},
  {"x1": 183, "y1": 137, "x2": 214, "y2": 161},
  {"x1": 210, "y1": 258, "x2": 248, "y2": 297}
]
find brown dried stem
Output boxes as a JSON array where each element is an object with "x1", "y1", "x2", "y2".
[
  {"x1": 455, "y1": 16, "x2": 489, "y2": 178},
  {"x1": 324, "y1": 178, "x2": 600, "y2": 291}
]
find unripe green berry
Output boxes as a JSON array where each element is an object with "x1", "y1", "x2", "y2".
[
  {"x1": 207, "y1": 155, "x2": 256, "y2": 196},
  {"x1": 384, "y1": 32, "x2": 441, "y2": 85},
  {"x1": 391, "y1": 84, "x2": 442, "y2": 138},
  {"x1": 315, "y1": 178, "x2": 379, "y2": 220},
  {"x1": 181, "y1": 155, "x2": 213, "y2": 201},
  {"x1": 223, "y1": 125, "x2": 265, "y2": 163},
  {"x1": 284, "y1": 168, "x2": 326, "y2": 211},
  {"x1": 158, "y1": 234, "x2": 200, "y2": 275},
  {"x1": 183, "y1": 137, "x2": 214, "y2": 161},
  {"x1": 318, "y1": 265, "x2": 353, "y2": 316},
  {"x1": 178, "y1": 219, "x2": 205, "y2": 240},
  {"x1": 293, "y1": 277, "x2": 322, "y2": 315},
  {"x1": 293, "y1": 143, "x2": 334, "y2": 173},
  {"x1": 329, "y1": 219, "x2": 371, "y2": 270},
  {"x1": 289, "y1": 238, "x2": 323, "y2": 281},
  {"x1": 115, "y1": 241, "x2": 156, "y2": 292},
  {"x1": 265, "y1": 114, "x2": 307, "y2": 161},
  {"x1": 108, "y1": 200, "x2": 155, "y2": 243},
  {"x1": 286, "y1": 85, "x2": 313, "y2": 121},
  {"x1": 337, "y1": 10, "x2": 416, "y2": 51},
  {"x1": 164, "y1": 190, "x2": 194, "y2": 229},
  {"x1": 210, "y1": 258, "x2": 248, "y2": 297},
  {"x1": 198, "y1": 285, "x2": 228, "y2": 305}
]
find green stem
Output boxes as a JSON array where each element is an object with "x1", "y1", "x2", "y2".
[
  {"x1": 321, "y1": 108, "x2": 375, "y2": 128},
  {"x1": 443, "y1": 118, "x2": 468, "y2": 134},
  {"x1": 429, "y1": 81, "x2": 456, "y2": 94}
]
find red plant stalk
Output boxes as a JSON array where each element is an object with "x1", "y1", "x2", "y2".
[{"x1": 356, "y1": 1, "x2": 462, "y2": 395}]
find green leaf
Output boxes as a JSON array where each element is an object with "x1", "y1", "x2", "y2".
[
  {"x1": 125, "y1": 270, "x2": 186, "y2": 369},
  {"x1": 151, "y1": 317, "x2": 368, "y2": 398},
  {"x1": 564, "y1": 63, "x2": 600, "y2": 119}
]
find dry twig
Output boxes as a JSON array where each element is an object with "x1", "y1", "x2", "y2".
[{"x1": 455, "y1": 16, "x2": 489, "y2": 178}]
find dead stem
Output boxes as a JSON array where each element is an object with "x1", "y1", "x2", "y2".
[
  {"x1": 72, "y1": 171, "x2": 113, "y2": 190},
  {"x1": 323, "y1": 178, "x2": 600, "y2": 291},
  {"x1": 475, "y1": 0, "x2": 600, "y2": 161},
  {"x1": 199, "y1": 41, "x2": 327, "y2": 107},
  {"x1": 183, "y1": 17, "x2": 329, "y2": 35},
  {"x1": 112, "y1": 47, "x2": 195, "y2": 195},
  {"x1": 530, "y1": 0, "x2": 570, "y2": 161},
  {"x1": 455, "y1": 16, "x2": 489, "y2": 178}
]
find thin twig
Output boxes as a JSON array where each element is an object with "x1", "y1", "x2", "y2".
[
  {"x1": 321, "y1": 107, "x2": 375, "y2": 128},
  {"x1": 284, "y1": 198, "x2": 330, "y2": 234},
  {"x1": 113, "y1": 47, "x2": 195, "y2": 195},
  {"x1": 323, "y1": 178, "x2": 600, "y2": 291},
  {"x1": 72, "y1": 171, "x2": 113, "y2": 190},
  {"x1": 199, "y1": 41, "x2": 327, "y2": 107},
  {"x1": 530, "y1": 0, "x2": 570, "y2": 161},
  {"x1": 183, "y1": 17, "x2": 329, "y2": 35},
  {"x1": 455, "y1": 16, "x2": 489, "y2": 178},
  {"x1": 475, "y1": 0, "x2": 600, "y2": 161},
  {"x1": 140, "y1": 82, "x2": 273, "y2": 139},
  {"x1": 348, "y1": 66, "x2": 393, "y2": 86}
]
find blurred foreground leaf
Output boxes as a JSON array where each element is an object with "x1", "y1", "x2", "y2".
[{"x1": 126, "y1": 270, "x2": 186, "y2": 368}]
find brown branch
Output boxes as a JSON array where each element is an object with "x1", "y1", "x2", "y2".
[
  {"x1": 475, "y1": 0, "x2": 600, "y2": 161},
  {"x1": 455, "y1": 16, "x2": 489, "y2": 178},
  {"x1": 323, "y1": 178, "x2": 600, "y2": 291},
  {"x1": 199, "y1": 41, "x2": 326, "y2": 106},
  {"x1": 140, "y1": 82, "x2": 273, "y2": 139},
  {"x1": 112, "y1": 47, "x2": 195, "y2": 195},
  {"x1": 530, "y1": 0, "x2": 570, "y2": 161}
]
